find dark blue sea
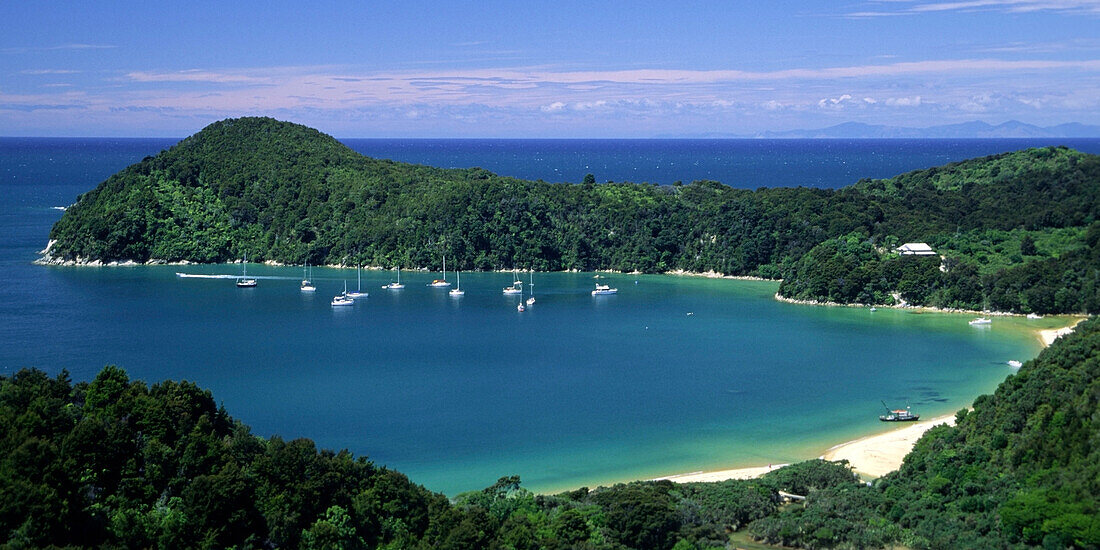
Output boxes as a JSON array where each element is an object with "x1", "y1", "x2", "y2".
[
  {"x1": 1, "y1": 137, "x2": 1088, "y2": 494},
  {"x1": 341, "y1": 138, "x2": 1100, "y2": 187}
]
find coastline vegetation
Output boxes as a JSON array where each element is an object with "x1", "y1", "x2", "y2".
[
  {"x1": 3, "y1": 318, "x2": 1097, "y2": 549},
  {"x1": 45, "y1": 117, "x2": 1100, "y2": 315}
]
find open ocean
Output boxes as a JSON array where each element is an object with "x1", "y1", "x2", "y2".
[{"x1": 1, "y1": 136, "x2": 1092, "y2": 495}]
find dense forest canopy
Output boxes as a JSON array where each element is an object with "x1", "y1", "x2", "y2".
[
  {"x1": 44, "y1": 117, "x2": 1100, "y2": 314},
  {"x1": 4, "y1": 319, "x2": 1097, "y2": 549}
]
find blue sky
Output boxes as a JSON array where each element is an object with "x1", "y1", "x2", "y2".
[{"x1": 3, "y1": 1, "x2": 1099, "y2": 137}]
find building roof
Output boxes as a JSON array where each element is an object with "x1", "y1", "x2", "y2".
[{"x1": 897, "y1": 242, "x2": 936, "y2": 255}]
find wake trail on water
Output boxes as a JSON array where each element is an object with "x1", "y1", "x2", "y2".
[{"x1": 175, "y1": 273, "x2": 301, "y2": 280}]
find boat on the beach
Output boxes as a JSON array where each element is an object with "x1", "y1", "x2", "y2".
[
  {"x1": 1026, "y1": 313, "x2": 1043, "y2": 320},
  {"x1": 592, "y1": 283, "x2": 617, "y2": 295},
  {"x1": 236, "y1": 254, "x2": 257, "y2": 288},
  {"x1": 428, "y1": 255, "x2": 451, "y2": 287},
  {"x1": 969, "y1": 317, "x2": 992, "y2": 325},
  {"x1": 449, "y1": 271, "x2": 465, "y2": 297},
  {"x1": 879, "y1": 401, "x2": 920, "y2": 422},
  {"x1": 345, "y1": 265, "x2": 368, "y2": 299},
  {"x1": 382, "y1": 266, "x2": 405, "y2": 290},
  {"x1": 331, "y1": 281, "x2": 354, "y2": 306}
]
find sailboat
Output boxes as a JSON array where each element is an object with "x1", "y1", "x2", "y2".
[
  {"x1": 345, "y1": 264, "x2": 368, "y2": 299},
  {"x1": 428, "y1": 255, "x2": 451, "y2": 287},
  {"x1": 236, "y1": 253, "x2": 257, "y2": 287},
  {"x1": 502, "y1": 269, "x2": 522, "y2": 295},
  {"x1": 449, "y1": 271, "x2": 465, "y2": 297},
  {"x1": 525, "y1": 271, "x2": 535, "y2": 305},
  {"x1": 300, "y1": 263, "x2": 315, "y2": 292},
  {"x1": 382, "y1": 266, "x2": 405, "y2": 290},
  {"x1": 331, "y1": 280, "x2": 354, "y2": 306}
]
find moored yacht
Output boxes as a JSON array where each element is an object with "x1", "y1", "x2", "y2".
[
  {"x1": 525, "y1": 271, "x2": 535, "y2": 305},
  {"x1": 591, "y1": 283, "x2": 617, "y2": 295},
  {"x1": 382, "y1": 267, "x2": 405, "y2": 290},
  {"x1": 345, "y1": 264, "x2": 368, "y2": 299},
  {"x1": 428, "y1": 255, "x2": 451, "y2": 287},
  {"x1": 449, "y1": 271, "x2": 465, "y2": 297},
  {"x1": 503, "y1": 269, "x2": 522, "y2": 295},
  {"x1": 300, "y1": 263, "x2": 315, "y2": 292},
  {"x1": 236, "y1": 254, "x2": 257, "y2": 287},
  {"x1": 332, "y1": 281, "x2": 354, "y2": 306}
]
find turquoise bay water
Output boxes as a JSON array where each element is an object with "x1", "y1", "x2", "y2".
[
  {"x1": 0, "y1": 137, "x2": 1065, "y2": 495},
  {"x1": 1, "y1": 264, "x2": 1046, "y2": 494}
]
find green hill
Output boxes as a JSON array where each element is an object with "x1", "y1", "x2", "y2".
[{"x1": 43, "y1": 117, "x2": 1100, "y2": 314}]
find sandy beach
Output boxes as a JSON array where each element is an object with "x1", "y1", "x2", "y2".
[
  {"x1": 821, "y1": 414, "x2": 956, "y2": 477},
  {"x1": 656, "y1": 318, "x2": 1086, "y2": 485},
  {"x1": 654, "y1": 464, "x2": 790, "y2": 484},
  {"x1": 1038, "y1": 318, "x2": 1086, "y2": 347}
]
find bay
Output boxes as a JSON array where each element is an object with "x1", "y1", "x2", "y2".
[{"x1": 0, "y1": 137, "x2": 1069, "y2": 495}]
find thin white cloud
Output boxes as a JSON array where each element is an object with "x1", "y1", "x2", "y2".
[
  {"x1": 126, "y1": 70, "x2": 274, "y2": 84},
  {"x1": 2, "y1": 43, "x2": 116, "y2": 54},
  {"x1": 52, "y1": 43, "x2": 117, "y2": 50},
  {"x1": 885, "y1": 95, "x2": 923, "y2": 106},
  {"x1": 848, "y1": 0, "x2": 1100, "y2": 16},
  {"x1": 818, "y1": 94, "x2": 854, "y2": 108},
  {"x1": 20, "y1": 69, "x2": 80, "y2": 75}
]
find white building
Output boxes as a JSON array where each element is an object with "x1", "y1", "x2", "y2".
[{"x1": 897, "y1": 242, "x2": 937, "y2": 256}]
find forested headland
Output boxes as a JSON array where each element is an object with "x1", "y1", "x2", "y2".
[
  {"x1": 44, "y1": 116, "x2": 1100, "y2": 315},
  {"x1": 4, "y1": 318, "x2": 1098, "y2": 548}
]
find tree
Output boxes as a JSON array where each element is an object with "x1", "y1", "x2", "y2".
[
  {"x1": 302, "y1": 505, "x2": 365, "y2": 550},
  {"x1": 1020, "y1": 234, "x2": 1038, "y2": 256}
]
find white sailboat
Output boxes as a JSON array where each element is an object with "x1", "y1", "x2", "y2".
[
  {"x1": 525, "y1": 271, "x2": 535, "y2": 305},
  {"x1": 300, "y1": 263, "x2": 315, "y2": 292},
  {"x1": 332, "y1": 280, "x2": 354, "y2": 306},
  {"x1": 382, "y1": 266, "x2": 405, "y2": 290},
  {"x1": 428, "y1": 255, "x2": 451, "y2": 287},
  {"x1": 449, "y1": 271, "x2": 465, "y2": 297},
  {"x1": 503, "y1": 269, "x2": 522, "y2": 295},
  {"x1": 346, "y1": 264, "x2": 368, "y2": 299},
  {"x1": 236, "y1": 253, "x2": 257, "y2": 287}
]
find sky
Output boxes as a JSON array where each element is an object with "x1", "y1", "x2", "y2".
[{"x1": 2, "y1": 0, "x2": 1099, "y2": 137}]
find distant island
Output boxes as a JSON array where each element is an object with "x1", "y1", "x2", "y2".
[
  {"x1": 42, "y1": 117, "x2": 1100, "y2": 315},
  {"x1": 659, "y1": 119, "x2": 1100, "y2": 139}
]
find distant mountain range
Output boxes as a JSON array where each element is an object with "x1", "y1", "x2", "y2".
[{"x1": 664, "y1": 120, "x2": 1100, "y2": 139}]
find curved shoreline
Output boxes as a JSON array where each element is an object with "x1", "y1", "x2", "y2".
[
  {"x1": 29, "y1": 255, "x2": 1089, "y2": 488},
  {"x1": 648, "y1": 318, "x2": 1085, "y2": 487}
]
